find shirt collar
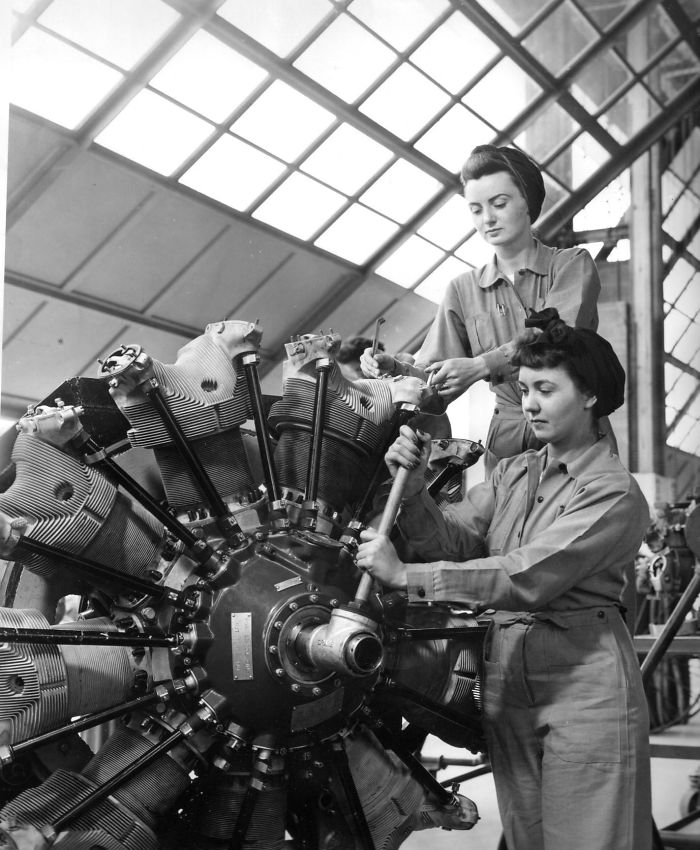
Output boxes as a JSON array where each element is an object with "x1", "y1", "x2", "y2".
[
  {"x1": 556, "y1": 435, "x2": 618, "y2": 480},
  {"x1": 477, "y1": 237, "x2": 550, "y2": 289}
]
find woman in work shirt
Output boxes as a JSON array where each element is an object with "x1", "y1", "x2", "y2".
[
  {"x1": 356, "y1": 310, "x2": 651, "y2": 850},
  {"x1": 361, "y1": 145, "x2": 601, "y2": 472}
]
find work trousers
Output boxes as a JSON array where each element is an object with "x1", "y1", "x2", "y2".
[{"x1": 482, "y1": 607, "x2": 651, "y2": 850}]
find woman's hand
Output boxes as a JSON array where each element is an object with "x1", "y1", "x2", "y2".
[
  {"x1": 357, "y1": 528, "x2": 407, "y2": 590},
  {"x1": 425, "y1": 356, "x2": 488, "y2": 400},
  {"x1": 385, "y1": 425, "x2": 431, "y2": 498},
  {"x1": 360, "y1": 347, "x2": 396, "y2": 378}
]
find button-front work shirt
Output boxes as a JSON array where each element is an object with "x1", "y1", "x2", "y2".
[{"x1": 398, "y1": 438, "x2": 649, "y2": 613}]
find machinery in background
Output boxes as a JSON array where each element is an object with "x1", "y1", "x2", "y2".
[{"x1": 0, "y1": 320, "x2": 485, "y2": 850}]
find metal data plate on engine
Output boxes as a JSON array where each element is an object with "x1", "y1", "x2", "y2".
[{"x1": 231, "y1": 612, "x2": 253, "y2": 680}]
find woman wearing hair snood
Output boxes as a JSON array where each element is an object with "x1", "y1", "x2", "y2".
[
  {"x1": 356, "y1": 311, "x2": 651, "y2": 850},
  {"x1": 361, "y1": 145, "x2": 602, "y2": 473}
]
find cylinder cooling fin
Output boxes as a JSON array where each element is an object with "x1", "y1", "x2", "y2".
[{"x1": 0, "y1": 321, "x2": 486, "y2": 850}]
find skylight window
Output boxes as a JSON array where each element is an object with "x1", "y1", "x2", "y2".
[
  {"x1": 599, "y1": 84, "x2": 660, "y2": 144},
  {"x1": 149, "y1": 31, "x2": 268, "y2": 123},
  {"x1": 410, "y1": 11, "x2": 498, "y2": 94},
  {"x1": 415, "y1": 256, "x2": 473, "y2": 304},
  {"x1": 374, "y1": 236, "x2": 445, "y2": 287},
  {"x1": 523, "y1": 2, "x2": 598, "y2": 77},
  {"x1": 11, "y1": 27, "x2": 123, "y2": 130},
  {"x1": 462, "y1": 57, "x2": 542, "y2": 130},
  {"x1": 359, "y1": 159, "x2": 442, "y2": 224},
  {"x1": 359, "y1": 64, "x2": 451, "y2": 141},
  {"x1": 230, "y1": 80, "x2": 336, "y2": 163},
  {"x1": 417, "y1": 195, "x2": 471, "y2": 251},
  {"x1": 180, "y1": 134, "x2": 287, "y2": 211},
  {"x1": 414, "y1": 104, "x2": 494, "y2": 172},
  {"x1": 456, "y1": 232, "x2": 495, "y2": 268},
  {"x1": 293, "y1": 15, "x2": 396, "y2": 104},
  {"x1": 95, "y1": 89, "x2": 214, "y2": 176},
  {"x1": 314, "y1": 205, "x2": 399, "y2": 265},
  {"x1": 300, "y1": 124, "x2": 394, "y2": 195},
  {"x1": 38, "y1": 0, "x2": 179, "y2": 70},
  {"x1": 350, "y1": 0, "x2": 450, "y2": 52},
  {"x1": 515, "y1": 102, "x2": 578, "y2": 163},
  {"x1": 573, "y1": 171, "x2": 629, "y2": 231},
  {"x1": 217, "y1": 0, "x2": 332, "y2": 58},
  {"x1": 664, "y1": 259, "x2": 695, "y2": 305},
  {"x1": 252, "y1": 172, "x2": 346, "y2": 241},
  {"x1": 549, "y1": 133, "x2": 612, "y2": 190}
]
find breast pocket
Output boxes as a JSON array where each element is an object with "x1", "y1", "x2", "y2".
[{"x1": 465, "y1": 309, "x2": 515, "y2": 354}]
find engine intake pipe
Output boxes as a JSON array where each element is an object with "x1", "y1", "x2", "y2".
[{"x1": 294, "y1": 607, "x2": 383, "y2": 677}]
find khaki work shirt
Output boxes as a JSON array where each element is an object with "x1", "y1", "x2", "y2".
[
  {"x1": 398, "y1": 438, "x2": 649, "y2": 613},
  {"x1": 406, "y1": 239, "x2": 600, "y2": 411}
]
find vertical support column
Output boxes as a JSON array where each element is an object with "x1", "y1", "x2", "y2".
[
  {"x1": 0, "y1": 4, "x2": 10, "y2": 399},
  {"x1": 629, "y1": 143, "x2": 665, "y2": 477}
]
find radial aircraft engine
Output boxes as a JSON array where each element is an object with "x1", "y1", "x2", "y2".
[{"x1": 0, "y1": 320, "x2": 485, "y2": 850}]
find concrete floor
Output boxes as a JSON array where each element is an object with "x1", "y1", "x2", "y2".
[{"x1": 403, "y1": 705, "x2": 700, "y2": 850}]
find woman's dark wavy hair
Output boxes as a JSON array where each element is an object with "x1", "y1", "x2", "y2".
[
  {"x1": 511, "y1": 308, "x2": 626, "y2": 419},
  {"x1": 512, "y1": 336, "x2": 595, "y2": 404}
]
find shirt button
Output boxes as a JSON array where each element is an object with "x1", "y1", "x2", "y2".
[
  {"x1": 494, "y1": 407, "x2": 500, "y2": 414},
  {"x1": 417, "y1": 587, "x2": 426, "y2": 598},
  {"x1": 597, "y1": 610, "x2": 605, "y2": 619},
  {"x1": 536, "y1": 495, "x2": 544, "y2": 503}
]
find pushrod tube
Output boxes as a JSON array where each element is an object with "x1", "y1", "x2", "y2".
[
  {"x1": 143, "y1": 380, "x2": 233, "y2": 523},
  {"x1": 0, "y1": 626, "x2": 179, "y2": 648},
  {"x1": 15, "y1": 537, "x2": 183, "y2": 605},
  {"x1": 241, "y1": 353, "x2": 281, "y2": 502},
  {"x1": 49, "y1": 729, "x2": 185, "y2": 833},
  {"x1": 82, "y1": 436, "x2": 214, "y2": 563},
  {"x1": 304, "y1": 359, "x2": 331, "y2": 504},
  {"x1": 8, "y1": 692, "x2": 162, "y2": 760}
]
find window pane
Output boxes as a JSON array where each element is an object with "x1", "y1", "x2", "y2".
[
  {"x1": 515, "y1": 101, "x2": 578, "y2": 163},
  {"x1": 38, "y1": 0, "x2": 178, "y2": 69},
  {"x1": 314, "y1": 205, "x2": 400, "y2": 265},
  {"x1": 600, "y1": 84, "x2": 661, "y2": 144},
  {"x1": 294, "y1": 14, "x2": 396, "y2": 104},
  {"x1": 414, "y1": 104, "x2": 494, "y2": 172},
  {"x1": 612, "y1": 6, "x2": 677, "y2": 73},
  {"x1": 411, "y1": 11, "x2": 498, "y2": 94},
  {"x1": 664, "y1": 259, "x2": 695, "y2": 306},
  {"x1": 675, "y1": 277, "x2": 700, "y2": 322},
  {"x1": 95, "y1": 89, "x2": 214, "y2": 175},
  {"x1": 663, "y1": 192, "x2": 700, "y2": 242},
  {"x1": 217, "y1": 0, "x2": 331, "y2": 58},
  {"x1": 576, "y1": 0, "x2": 635, "y2": 31},
  {"x1": 473, "y1": 0, "x2": 543, "y2": 35},
  {"x1": 523, "y1": 2, "x2": 598, "y2": 77},
  {"x1": 569, "y1": 49, "x2": 632, "y2": 113},
  {"x1": 375, "y1": 236, "x2": 445, "y2": 287},
  {"x1": 230, "y1": 80, "x2": 335, "y2": 162},
  {"x1": 572, "y1": 170, "x2": 629, "y2": 231},
  {"x1": 645, "y1": 42, "x2": 700, "y2": 104},
  {"x1": 360, "y1": 159, "x2": 442, "y2": 224},
  {"x1": 547, "y1": 133, "x2": 611, "y2": 190},
  {"x1": 350, "y1": 0, "x2": 449, "y2": 52},
  {"x1": 417, "y1": 194, "x2": 472, "y2": 250},
  {"x1": 180, "y1": 135, "x2": 287, "y2": 211},
  {"x1": 462, "y1": 57, "x2": 542, "y2": 130},
  {"x1": 539, "y1": 172, "x2": 569, "y2": 217},
  {"x1": 300, "y1": 124, "x2": 393, "y2": 195},
  {"x1": 252, "y1": 172, "x2": 346, "y2": 240},
  {"x1": 455, "y1": 231, "x2": 493, "y2": 268},
  {"x1": 359, "y1": 64, "x2": 451, "y2": 141},
  {"x1": 11, "y1": 27, "x2": 123, "y2": 129},
  {"x1": 415, "y1": 256, "x2": 473, "y2": 303},
  {"x1": 665, "y1": 307, "x2": 691, "y2": 353},
  {"x1": 150, "y1": 32, "x2": 268, "y2": 123}
]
